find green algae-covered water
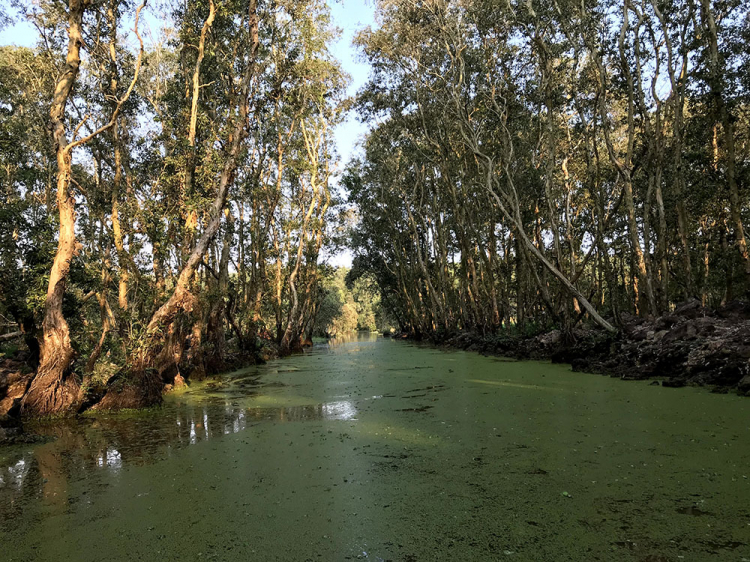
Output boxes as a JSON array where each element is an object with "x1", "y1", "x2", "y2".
[{"x1": 2, "y1": 334, "x2": 750, "y2": 561}]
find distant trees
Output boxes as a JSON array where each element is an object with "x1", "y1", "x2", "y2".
[
  {"x1": 348, "y1": 0, "x2": 750, "y2": 338},
  {"x1": 0, "y1": 0, "x2": 345, "y2": 415},
  {"x1": 313, "y1": 267, "x2": 393, "y2": 336}
]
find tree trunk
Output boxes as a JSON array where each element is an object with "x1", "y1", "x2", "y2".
[
  {"x1": 22, "y1": 0, "x2": 87, "y2": 416},
  {"x1": 206, "y1": 222, "x2": 232, "y2": 370},
  {"x1": 699, "y1": 0, "x2": 750, "y2": 282},
  {"x1": 139, "y1": 0, "x2": 258, "y2": 369},
  {"x1": 24, "y1": 0, "x2": 146, "y2": 416}
]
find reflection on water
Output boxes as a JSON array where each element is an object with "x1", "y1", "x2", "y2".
[
  {"x1": 101, "y1": 448, "x2": 122, "y2": 471},
  {"x1": 0, "y1": 398, "x2": 358, "y2": 501},
  {"x1": 0, "y1": 344, "x2": 358, "y2": 524},
  {"x1": 3, "y1": 333, "x2": 750, "y2": 561},
  {"x1": 0, "y1": 458, "x2": 27, "y2": 490},
  {"x1": 326, "y1": 331, "x2": 379, "y2": 349}
]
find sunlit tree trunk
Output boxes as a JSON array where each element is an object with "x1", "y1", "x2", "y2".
[
  {"x1": 140, "y1": 0, "x2": 258, "y2": 369},
  {"x1": 22, "y1": 1, "x2": 88, "y2": 416},
  {"x1": 23, "y1": 0, "x2": 146, "y2": 416}
]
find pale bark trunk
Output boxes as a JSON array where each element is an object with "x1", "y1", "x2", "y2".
[
  {"x1": 23, "y1": 0, "x2": 146, "y2": 416},
  {"x1": 140, "y1": 0, "x2": 258, "y2": 366},
  {"x1": 184, "y1": 0, "x2": 216, "y2": 199},
  {"x1": 108, "y1": 0, "x2": 129, "y2": 311},
  {"x1": 22, "y1": 0, "x2": 87, "y2": 416},
  {"x1": 699, "y1": 0, "x2": 750, "y2": 280}
]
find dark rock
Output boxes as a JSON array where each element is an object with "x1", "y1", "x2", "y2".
[
  {"x1": 693, "y1": 317, "x2": 718, "y2": 336},
  {"x1": 570, "y1": 358, "x2": 591, "y2": 372},
  {"x1": 397, "y1": 302, "x2": 750, "y2": 395},
  {"x1": 654, "y1": 315, "x2": 679, "y2": 331},
  {"x1": 661, "y1": 321, "x2": 698, "y2": 343},
  {"x1": 550, "y1": 348, "x2": 574, "y2": 364},
  {"x1": 537, "y1": 330, "x2": 561, "y2": 347},
  {"x1": 630, "y1": 330, "x2": 647, "y2": 342},
  {"x1": 716, "y1": 300, "x2": 750, "y2": 320},
  {"x1": 620, "y1": 312, "x2": 645, "y2": 326},
  {"x1": 672, "y1": 299, "x2": 709, "y2": 319},
  {"x1": 661, "y1": 378, "x2": 686, "y2": 388},
  {"x1": 653, "y1": 330, "x2": 669, "y2": 342}
]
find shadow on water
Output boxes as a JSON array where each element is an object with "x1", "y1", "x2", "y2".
[
  {"x1": 0, "y1": 351, "x2": 357, "y2": 525},
  {"x1": 2, "y1": 333, "x2": 750, "y2": 561}
]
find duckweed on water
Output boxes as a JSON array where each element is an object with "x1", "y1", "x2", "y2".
[{"x1": 1, "y1": 334, "x2": 750, "y2": 561}]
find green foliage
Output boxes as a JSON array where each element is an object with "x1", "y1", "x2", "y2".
[
  {"x1": 0, "y1": 343, "x2": 20, "y2": 359},
  {"x1": 0, "y1": 0, "x2": 348, "y2": 383},
  {"x1": 347, "y1": 0, "x2": 750, "y2": 338},
  {"x1": 313, "y1": 267, "x2": 391, "y2": 336}
]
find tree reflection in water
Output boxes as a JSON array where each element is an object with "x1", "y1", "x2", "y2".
[{"x1": 0, "y1": 394, "x2": 356, "y2": 524}]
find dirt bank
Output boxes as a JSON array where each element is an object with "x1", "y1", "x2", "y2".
[
  {"x1": 409, "y1": 299, "x2": 750, "y2": 395},
  {"x1": 0, "y1": 337, "x2": 281, "y2": 440},
  {"x1": 0, "y1": 359, "x2": 33, "y2": 442}
]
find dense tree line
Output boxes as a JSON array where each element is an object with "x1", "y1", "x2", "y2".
[
  {"x1": 313, "y1": 266, "x2": 394, "y2": 336},
  {"x1": 347, "y1": 0, "x2": 750, "y2": 338},
  {"x1": 0, "y1": 0, "x2": 345, "y2": 415}
]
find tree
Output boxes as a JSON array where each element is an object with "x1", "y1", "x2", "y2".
[{"x1": 347, "y1": 0, "x2": 750, "y2": 340}]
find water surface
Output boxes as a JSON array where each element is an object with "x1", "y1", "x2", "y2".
[{"x1": 2, "y1": 334, "x2": 750, "y2": 560}]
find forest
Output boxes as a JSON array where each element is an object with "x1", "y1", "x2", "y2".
[
  {"x1": 1, "y1": 0, "x2": 353, "y2": 416},
  {"x1": 2, "y1": 1, "x2": 750, "y2": 560},
  {"x1": 1, "y1": 0, "x2": 750, "y2": 420},
  {"x1": 348, "y1": 0, "x2": 750, "y2": 337}
]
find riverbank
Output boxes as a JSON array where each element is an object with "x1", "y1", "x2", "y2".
[
  {"x1": 403, "y1": 299, "x2": 750, "y2": 395},
  {"x1": 3, "y1": 334, "x2": 750, "y2": 560},
  {"x1": 0, "y1": 337, "x2": 281, "y2": 442}
]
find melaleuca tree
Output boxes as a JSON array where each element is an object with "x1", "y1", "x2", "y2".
[
  {"x1": 347, "y1": 0, "x2": 750, "y2": 339},
  {"x1": 1, "y1": 0, "x2": 347, "y2": 414}
]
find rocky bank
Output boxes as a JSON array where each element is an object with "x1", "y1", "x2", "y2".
[{"x1": 420, "y1": 299, "x2": 750, "y2": 395}]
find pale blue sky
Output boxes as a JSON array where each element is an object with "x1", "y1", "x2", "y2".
[
  {"x1": 326, "y1": 0, "x2": 376, "y2": 267},
  {"x1": 327, "y1": 0, "x2": 375, "y2": 166},
  {"x1": 0, "y1": 0, "x2": 376, "y2": 268}
]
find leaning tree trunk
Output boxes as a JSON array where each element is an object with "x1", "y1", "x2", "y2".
[
  {"x1": 497, "y1": 164, "x2": 616, "y2": 333},
  {"x1": 138, "y1": 0, "x2": 259, "y2": 371},
  {"x1": 22, "y1": 0, "x2": 87, "y2": 416},
  {"x1": 140, "y1": 130, "x2": 249, "y2": 366},
  {"x1": 23, "y1": 148, "x2": 80, "y2": 416},
  {"x1": 22, "y1": 0, "x2": 146, "y2": 416}
]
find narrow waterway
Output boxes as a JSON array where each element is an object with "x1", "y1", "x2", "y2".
[{"x1": 2, "y1": 334, "x2": 749, "y2": 561}]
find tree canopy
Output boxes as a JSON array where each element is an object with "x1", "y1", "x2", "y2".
[
  {"x1": 347, "y1": 0, "x2": 750, "y2": 338},
  {"x1": 1, "y1": 0, "x2": 347, "y2": 415}
]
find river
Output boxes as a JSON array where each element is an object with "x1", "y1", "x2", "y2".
[{"x1": 1, "y1": 334, "x2": 749, "y2": 560}]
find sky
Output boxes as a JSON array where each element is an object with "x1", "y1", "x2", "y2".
[
  {"x1": 0, "y1": 0, "x2": 377, "y2": 269},
  {"x1": 325, "y1": 0, "x2": 377, "y2": 267},
  {"x1": 327, "y1": 0, "x2": 376, "y2": 165}
]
